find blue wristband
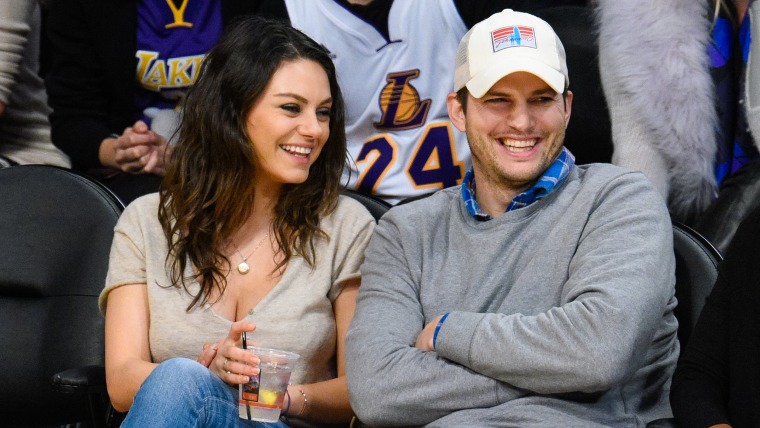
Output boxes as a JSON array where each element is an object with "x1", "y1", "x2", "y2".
[{"x1": 432, "y1": 313, "x2": 449, "y2": 349}]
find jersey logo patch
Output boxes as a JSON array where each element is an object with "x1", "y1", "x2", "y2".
[
  {"x1": 374, "y1": 70, "x2": 431, "y2": 130},
  {"x1": 491, "y1": 26, "x2": 536, "y2": 52},
  {"x1": 136, "y1": 50, "x2": 204, "y2": 91},
  {"x1": 165, "y1": 0, "x2": 193, "y2": 28}
]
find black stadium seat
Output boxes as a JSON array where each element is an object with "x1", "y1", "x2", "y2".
[
  {"x1": 672, "y1": 222, "x2": 722, "y2": 348},
  {"x1": 0, "y1": 165, "x2": 124, "y2": 426}
]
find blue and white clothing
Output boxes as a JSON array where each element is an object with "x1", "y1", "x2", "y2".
[
  {"x1": 462, "y1": 147, "x2": 576, "y2": 220},
  {"x1": 710, "y1": 0, "x2": 759, "y2": 184}
]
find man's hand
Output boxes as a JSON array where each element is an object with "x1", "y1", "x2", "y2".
[
  {"x1": 415, "y1": 314, "x2": 444, "y2": 352},
  {"x1": 98, "y1": 120, "x2": 171, "y2": 175}
]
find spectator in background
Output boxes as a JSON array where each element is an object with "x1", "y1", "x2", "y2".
[
  {"x1": 671, "y1": 205, "x2": 760, "y2": 428},
  {"x1": 0, "y1": 0, "x2": 69, "y2": 168},
  {"x1": 346, "y1": 9, "x2": 678, "y2": 426},
  {"x1": 692, "y1": 0, "x2": 760, "y2": 253},
  {"x1": 596, "y1": 0, "x2": 760, "y2": 252},
  {"x1": 44, "y1": 0, "x2": 270, "y2": 204},
  {"x1": 596, "y1": 0, "x2": 717, "y2": 223}
]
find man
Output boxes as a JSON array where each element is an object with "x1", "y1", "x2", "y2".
[{"x1": 345, "y1": 9, "x2": 678, "y2": 427}]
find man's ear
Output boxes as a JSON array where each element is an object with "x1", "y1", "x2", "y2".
[
  {"x1": 447, "y1": 92, "x2": 466, "y2": 132},
  {"x1": 564, "y1": 90, "x2": 573, "y2": 127}
]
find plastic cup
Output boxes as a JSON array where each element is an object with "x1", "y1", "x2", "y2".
[{"x1": 238, "y1": 347, "x2": 300, "y2": 422}]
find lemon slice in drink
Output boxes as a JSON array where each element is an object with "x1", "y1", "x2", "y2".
[{"x1": 259, "y1": 389, "x2": 278, "y2": 406}]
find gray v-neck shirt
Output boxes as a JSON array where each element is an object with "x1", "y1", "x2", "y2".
[{"x1": 101, "y1": 194, "x2": 375, "y2": 386}]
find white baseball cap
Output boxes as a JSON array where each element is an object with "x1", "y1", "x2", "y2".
[{"x1": 454, "y1": 9, "x2": 569, "y2": 98}]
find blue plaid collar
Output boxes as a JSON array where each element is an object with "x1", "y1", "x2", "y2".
[{"x1": 462, "y1": 147, "x2": 575, "y2": 220}]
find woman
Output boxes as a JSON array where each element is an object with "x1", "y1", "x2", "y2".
[
  {"x1": 99, "y1": 16, "x2": 375, "y2": 427},
  {"x1": 670, "y1": 205, "x2": 760, "y2": 427}
]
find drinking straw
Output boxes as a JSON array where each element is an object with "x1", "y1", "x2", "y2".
[{"x1": 242, "y1": 331, "x2": 251, "y2": 420}]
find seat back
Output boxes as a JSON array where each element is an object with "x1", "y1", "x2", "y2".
[
  {"x1": 672, "y1": 222, "x2": 722, "y2": 348},
  {"x1": 342, "y1": 189, "x2": 391, "y2": 222},
  {"x1": 0, "y1": 165, "x2": 124, "y2": 424}
]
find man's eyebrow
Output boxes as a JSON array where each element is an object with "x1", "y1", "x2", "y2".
[
  {"x1": 482, "y1": 88, "x2": 556, "y2": 98},
  {"x1": 482, "y1": 89, "x2": 511, "y2": 98},
  {"x1": 531, "y1": 87, "x2": 558, "y2": 97}
]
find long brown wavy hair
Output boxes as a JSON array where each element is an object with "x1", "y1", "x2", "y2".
[{"x1": 158, "y1": 16, "x2": 347, "y2": 311}]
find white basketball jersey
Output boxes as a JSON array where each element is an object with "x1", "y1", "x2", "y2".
[{"x1": 284, "y1": 0, "x2": 471, "y2": 204}]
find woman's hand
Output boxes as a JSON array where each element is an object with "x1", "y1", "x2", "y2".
[
  {"x1": 210, "y1": 321, "x2": 260, "y2": 385},
  {"x1": 99, "y1": 120, "x2": 171, "y2": 175},
  {"x1": 196, "y1": 340, "x2": 222, "y2": 367}
]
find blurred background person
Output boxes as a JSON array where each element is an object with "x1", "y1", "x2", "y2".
[
  {"x1": 671, "y1": 205, "x2": 760, "y2": 428},
  {"x1": 596, "y1": 0, "x2": 760, "y2": 252},
  {"x1": 596, "y1": 0, "x2": 717, "y2": 223},
  {"x1": 692, "y1": 0, "x2": 760, "y2": 253},
  {"x1": 44, "y1": 0, "x2": 268, "y2": 204},
  {"x1": 0, "y1": 0, "x2": 69, "y2": 168}
]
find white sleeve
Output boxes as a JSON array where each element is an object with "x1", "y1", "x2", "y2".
[{"x1": 0, "y1": 1, "x2": 35, "y2": 105}]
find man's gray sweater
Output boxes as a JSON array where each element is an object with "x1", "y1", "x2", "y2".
[{"x1": 346, "y1": 164, "x2": 679, "y2": 427}]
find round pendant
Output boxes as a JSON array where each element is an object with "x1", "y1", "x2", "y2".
[{"x1": 237, "y1": 261, "x2": 250, "y2": 275}]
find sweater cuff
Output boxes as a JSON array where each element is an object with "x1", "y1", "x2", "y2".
[{"x1": 434, "y1": 311, "x2": 485, "y2": 366}]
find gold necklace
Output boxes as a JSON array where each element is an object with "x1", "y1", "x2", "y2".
[{"x1": 232, "y1": 233, "x2": 269, "y2": 275}]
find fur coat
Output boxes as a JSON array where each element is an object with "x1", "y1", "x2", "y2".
[{"x1": 595, "y1": 0, "x2": 720, "y2": 222}]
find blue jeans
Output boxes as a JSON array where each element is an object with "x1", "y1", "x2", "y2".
[{"x1": 122, "y1": 358, "x2": 289, "y2": 428}]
